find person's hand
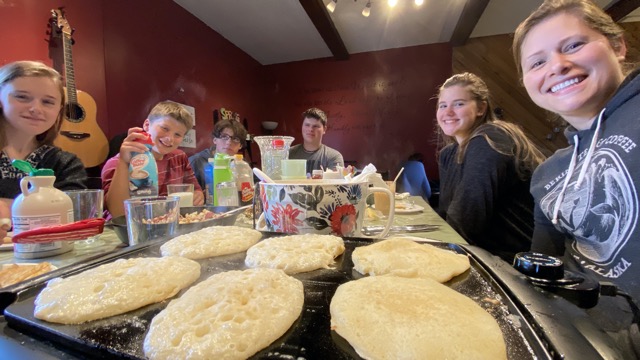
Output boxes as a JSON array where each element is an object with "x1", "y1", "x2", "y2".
[
  {"x1": 343, "y1": 165, "x2": 354, "y2": 176},
  {"x1": 0, "y1": 200, "x2": 11, "y2": 241},
  {"x1": 119, "y1": 127, "x2": 153, "y2": 164},
  {"x1": 192, "y1": 190, "x2": 205, "y2": 206}
]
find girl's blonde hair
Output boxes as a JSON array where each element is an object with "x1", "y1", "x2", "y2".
[
  {"x1": 437, "y1": 72, "x2": 546, "y2": 179},
  {"x1": 0, "y1": 60, "x2": 65, "y2": 148}
]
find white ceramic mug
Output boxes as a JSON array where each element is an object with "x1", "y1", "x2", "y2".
[{"x1": 257, "y1": 179, "x2": 394, "y2": 238}]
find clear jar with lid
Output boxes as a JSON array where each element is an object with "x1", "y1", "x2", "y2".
[{"x1": 312, "y1": 170, "x2": 323, "y2": 179}]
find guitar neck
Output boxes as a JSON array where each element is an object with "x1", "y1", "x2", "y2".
[{"x1": 62, "y1": 33, "x2": 78, "y2": 104}]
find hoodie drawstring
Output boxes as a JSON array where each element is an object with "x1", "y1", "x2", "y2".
[{"x1": 551, "y1": 108, "x2": 605, "y2": 225}]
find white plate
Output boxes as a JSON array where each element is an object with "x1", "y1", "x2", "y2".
[{"x1": 394, "y1": 204, "x2": 425, "y2": 214}]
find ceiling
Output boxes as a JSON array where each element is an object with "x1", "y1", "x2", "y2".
[{"x1": 174, "y1": 0, "x2": 640, "y2": 65}]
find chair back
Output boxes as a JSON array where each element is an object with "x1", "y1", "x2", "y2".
[{"x1": 397, "y1": 160, "x2": 431, "y2": 200}]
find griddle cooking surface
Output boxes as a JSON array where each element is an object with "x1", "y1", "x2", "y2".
[{"x1": 4, "y1": 237, "x2": 544, "y2": 359}]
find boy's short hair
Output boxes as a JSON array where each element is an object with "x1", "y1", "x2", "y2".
[
  {"x1": 148, "y1": 101, "x2": 194, "y2": 130},
  {"x1": 301, "y1": 107, "x2": 327, "y2": 127}
]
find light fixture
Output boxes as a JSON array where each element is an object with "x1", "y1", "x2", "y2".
[
  {"x1": 388, "y1": 0, "x2": 397, "y2": 7},
  {"x1": 362, "y1": 0, "x2": 371, "y2": 17},
  {"x1": 327, "y1": 0, "x2": 337, "y2": 13},
  {"x1": 415, "y1": 0, "x2": 424, "y2": 5}
]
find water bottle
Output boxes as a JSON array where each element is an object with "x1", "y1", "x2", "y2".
[
  {"x1": 230, "y1": 154, "x2": 255, "y2": 206},
  {"x1": 269, "y1": 139, "x2": 285, "y2": 180},
  {"x1": 204, "y1": 158, "x2": 214, "y2": 205},
  {"x1": 129, "y1": 131, "x2": 159, "y2": 197}
]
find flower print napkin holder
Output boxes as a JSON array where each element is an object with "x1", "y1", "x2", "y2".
[{"x1": 256, "y1": 179, "x2": 394, "y2": 238}]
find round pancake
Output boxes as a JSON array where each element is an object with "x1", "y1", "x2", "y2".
[
  {"x1": 34, "y1": 257, "x2": 200, "y2": 324},
  {"x1": 330, "y1": 276, "x2": 507, "y2": 360},
  {"x1": 160, "y1": 225, "x2": 262, "y2": 259},
  {"x1": 144, "y1": 268, "x2": 304, "y2": 360},
  {"x1": 245, "y1": 234, "x2": 345, "y2": 274},
  {"x1": 351, "y1": 237, "x2": 470, "y2": 282}
]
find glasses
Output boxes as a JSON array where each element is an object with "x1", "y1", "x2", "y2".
[{"x1": 217, "y1": 134, "x2": 242, "y2": 144}]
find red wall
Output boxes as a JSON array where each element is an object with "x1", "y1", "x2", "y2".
[
  {"x1": 2, "y1": 0, "x2": 452, "y2": 180},
  {"x1": 0, "y1": 0, "x2": 109, "y2": 138},
  {"x1": 101, "y1": 0, "x2": 266, "y2": 152},
  {"x1": 263, "y1": 44, "x2": 452, "y2": 180}
]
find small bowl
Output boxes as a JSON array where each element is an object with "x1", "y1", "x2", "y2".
[
  {"x1": 108, "y1": 205, "x2": 242, "y2": 245},
  {"x1": 261, "y1": 121, "x2": 278, "y2": 130}
]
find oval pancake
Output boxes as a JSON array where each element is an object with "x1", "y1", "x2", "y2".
[
  {"x1": 330, "y1": 276, "x2": 507, "y2": 360},
  {"x1": 144, "y1": 268, "x2": 304, "y2": 360},
  {"x1": 352, "y1": 237, "x2": 470, "y2": 282},
  {"x1": 34, "y1": 257, "x2": 200, "y2": 324},
  {"x1": 160, "y1": 225, "x2": 262, "y2": 259},
  {"x1": 245, "y1": 234, "x2": 345, "y2": 274}
]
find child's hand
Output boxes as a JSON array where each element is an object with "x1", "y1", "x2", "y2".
[
  {"x1": 119, "y1": 127, "x2": 154, "y2": 163},
  {"x1": 193, "y1": 190, "x2": 205, "y2": 206}
]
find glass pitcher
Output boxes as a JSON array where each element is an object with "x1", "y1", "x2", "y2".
[{"x1": 253, "y1": 136, "x2": 294, "y2": 180}]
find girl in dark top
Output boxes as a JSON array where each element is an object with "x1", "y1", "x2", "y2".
[
  {"x1": 514, "y1": 1, "x2": 640, "y2": 356},
  {"x1": 0, "y1": 61, "x2": 87, "y2": 237},
  {"x1": 436, "y1": 72, "x2": 545, "y2": 262}
]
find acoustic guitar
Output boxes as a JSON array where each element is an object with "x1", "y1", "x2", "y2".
[{"x1": 51, "y1": 9, "x2": 109, "y2": 168}]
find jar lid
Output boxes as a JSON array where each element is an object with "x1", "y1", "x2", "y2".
[
  {"x1": 135, "y1": 131, "x2": 154, "y2": 146},
  {"x1": 11, "y1": 159, "x2": 54, "y2": 176}
]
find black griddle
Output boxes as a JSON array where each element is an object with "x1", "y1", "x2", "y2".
[{"x1": 3, "y1": 236, "x2": 552, "y2": 359}]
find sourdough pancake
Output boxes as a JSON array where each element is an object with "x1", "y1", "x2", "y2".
[
  {"x1": 245, "y1": 234, "x2": 345, "y2": 274},
  {"x1": 144, "y1": 268, "x2": 304, "y2": 360},
  {"x1": 330, "y1": 276, "x2": 507, "y2": 360},
  {"x1": 34, "y1": 257, "x2": 200, "y2": 324},
  {"x1": 352, "y1": 237, "x2": 470, "y2": 282},
  {"x1": 0, "y1": 262, "x2": 55, "y2": 288},
  {"x1": 160, "y1": 225, "x2": 262, "y2": 259}
]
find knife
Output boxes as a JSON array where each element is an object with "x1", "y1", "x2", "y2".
[{"x1": 362, "y1": 224, "x2": 440, "y2": 235}]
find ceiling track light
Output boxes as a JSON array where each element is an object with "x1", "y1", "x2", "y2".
[
  {"x1": 362, "y1": 0, "x2": 371, "y2": 17},
  {"x1": 327, "y1": 0, "x2": 337, "y2": 13},
  {"x1": 388, "y1": 0, "x2": 398, "y2": 7},
  {"x1": 415, "y1": 0, "x2": 424, "y2": 5}
]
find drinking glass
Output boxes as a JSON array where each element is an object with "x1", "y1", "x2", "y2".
[{"x1": 65, "y1": 189, "x2": 105, "y2": 248}]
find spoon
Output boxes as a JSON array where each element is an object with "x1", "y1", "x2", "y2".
[
  {"x1": 218, "y1": 204, "x2": 252, "y2": 217},
  {"x1": 253, "y1": 168, "x2": 275, "y2": 183}
]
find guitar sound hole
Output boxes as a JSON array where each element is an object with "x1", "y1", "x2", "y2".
[{"x1": 65, "y1": 103, "x2": 86, "y2": 123}]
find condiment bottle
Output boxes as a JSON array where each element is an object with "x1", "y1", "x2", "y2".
[
  {"x1": 129, "y1": 131, "x2": 159, "y2": 198},
  {"x1": 212, "y1": 153, "x2": 233, "y2": 206},
  {"x1": 204, "y1": 157, "x2": 215, "y2": 205},
  {"x1": 230, "y1": 154, "x2": 255, "y2": 206},
  {"x1": 11, "y1": 160, "x2": 74, "y2": 259}
]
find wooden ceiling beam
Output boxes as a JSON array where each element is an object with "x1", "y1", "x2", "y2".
[
  {"x1": 450, "y1": 0, "x2": 490, "y2": 47},
  {"x1": 299, "y1": 0, "x2": 349, "y2": 60},
  {"x1": 605, "y1": 0, "x2": 640, "y2": 22}
]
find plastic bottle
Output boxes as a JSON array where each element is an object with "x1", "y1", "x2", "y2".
[
  {"x1": 268, "y1": 138, "x2": 286, "y2": 180},
  {"x1": 213, "y1": 153, "x2": 234, "y2": 206},
  {"x1": 204, "y1": 158, "x2": 214, "y2": 205},
  {"x1": 11, "y1": 163, "x2": 74, "y2": 259},
  {"x1": 129, "y1": 131, "x2": 159, "y2": 198},
  {"x1": 230, "y1": 154, "x2": 255, "y2": 206}
]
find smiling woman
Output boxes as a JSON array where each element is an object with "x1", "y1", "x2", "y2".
[
  {"x1": 512, "y1": 3, "x2": 640, "y2": 354},
  {"x1": 0, "y1": 60, "x2": 88, "y2": 234},
  {"x1": 435, "y1": 72, "x2": 545, "y2": 262}
]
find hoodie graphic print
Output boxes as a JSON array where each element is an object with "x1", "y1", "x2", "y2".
[{"x1": 531, "y1": 68, "x2": 640, "y2": 298}]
